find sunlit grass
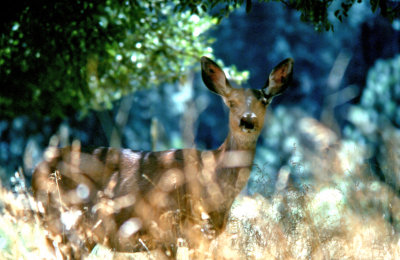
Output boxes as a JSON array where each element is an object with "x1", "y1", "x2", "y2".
[
  {"x1": 0, "y1": 181, "x2": 52, "y2": 260},
  {"x1": 1, "y1": 130, "x2": 400, "y2": 259}
]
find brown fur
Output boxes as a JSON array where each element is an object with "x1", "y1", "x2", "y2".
[{"x1": 32, "y1": 56, "x2": 294, "y2": 258}]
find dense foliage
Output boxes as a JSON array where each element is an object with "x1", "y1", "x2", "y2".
[
  {"x1": 2, "y1": 0, "x2": 399, "y2": 120},
  {"x1": 175, "y1": 0, "x2": 400, "y2": 31},
  {"x1": 0, "y1": 1, "x2": 215, "y2": 118},
  {"x1": 345, "y1": 55, "x2": 400, "y2": 192}
]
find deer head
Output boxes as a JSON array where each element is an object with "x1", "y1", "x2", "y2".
[{"x1": 201, "y1": 56, "x2": 294, "y2": 147}]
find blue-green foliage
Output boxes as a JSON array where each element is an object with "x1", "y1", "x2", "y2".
[{"x1": 345, "y1": 55, "x2": 400, "y2": 190}]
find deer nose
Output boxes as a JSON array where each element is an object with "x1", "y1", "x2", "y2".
[{"x1": 239, "y1": 113, "x2": 257, "y2": 131}]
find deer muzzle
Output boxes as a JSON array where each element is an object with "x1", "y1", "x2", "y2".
[{"x1": 239, "y1": 113, "x2": 257, "y2": 132}]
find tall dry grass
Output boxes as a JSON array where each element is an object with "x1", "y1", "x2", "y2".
[{"x1": 1, "y1": 120, "x2": 400, "y2": 259}]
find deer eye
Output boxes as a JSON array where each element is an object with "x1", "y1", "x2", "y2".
[{"x1": 261, "y1": 98, "x2": 268, "y2": 106}]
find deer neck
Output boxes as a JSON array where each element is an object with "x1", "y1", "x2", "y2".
[
  {"x1": 213, "y1": 131, "x2": 259, "y2": 200},
  {"x1": 218, "y1": 130, "x2": 258, "y2": 155}
]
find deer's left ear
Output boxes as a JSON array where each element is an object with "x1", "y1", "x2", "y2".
[{"x1": 262, "y1": 58, "x2": 294, "y2": 98}]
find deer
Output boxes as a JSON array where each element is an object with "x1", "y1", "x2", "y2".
[{"x1": 32, "y1": 56, "x2": 294, "y2": 258}]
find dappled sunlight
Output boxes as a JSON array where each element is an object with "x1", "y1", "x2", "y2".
[
  {"x1": 2, "y1": 124, "x2": 400, "y2": 259},
  {"x1": 1, "y1": 56, "x2": 399, "y2": 259},
  {"x1": 1, "y1": 0, "x2": 399, "y2": 259}
]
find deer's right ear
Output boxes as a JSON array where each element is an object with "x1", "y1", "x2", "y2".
[
  {"x1": 201, "y1": 56, "x2": 232, "y2": 97},
  {"x1": 263, "y1": 58, "x2": 294, "y2": 98}
]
